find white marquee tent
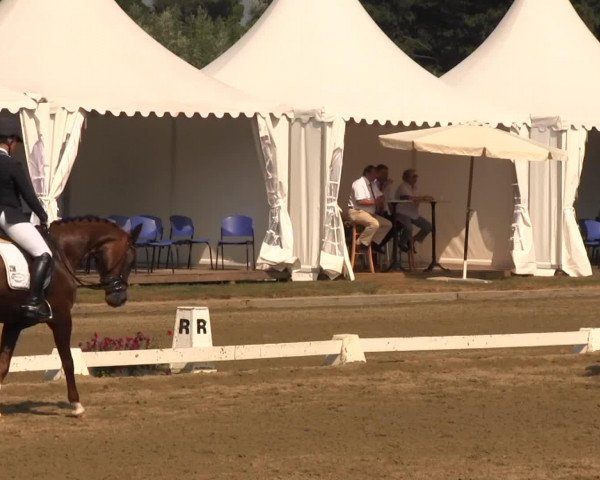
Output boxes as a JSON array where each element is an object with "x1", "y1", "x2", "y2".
[
  {"x1": 443, "y1": 0, "x2": 599, "y2": 277},
  {"x1": 0, "y1": 0, "x2": 282, "y2": 223},
  {"x1": 205, "y1": 0, "x2": 517, "y2": 279}
]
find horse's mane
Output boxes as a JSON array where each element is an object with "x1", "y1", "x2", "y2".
[{"x1": 52, "y1": 216, "x2": 123, "y2": 233}]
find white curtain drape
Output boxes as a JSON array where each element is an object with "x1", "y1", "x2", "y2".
[
  {"x1": 529, "y1": 117, "x2": 591, "y2": 276},
  {"x1": 288, "y1": 118, "x2": 324, "y2": 280},
  {"x1": 20, "y1": 103, "x2": 85, "y2": 223},
  {"x1": 560, "y1": 127, "x2": 591, "y2": 276},
  {"x1": 319, "y1": 119, "x2": 352, "y2": 279},
  {"x1": 253, "y1": 114, "x2": 298, "y2": 271},
  {"x1": 510, "y1": 124, "x2": 537, "y2": 274},
  {"x1": 529, "y1": 119, "x2": 560, "y2": 272}
]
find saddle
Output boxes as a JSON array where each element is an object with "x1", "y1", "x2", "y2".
[{"x1": 0, "y1": 234, "x2": 53, "y2": 291}]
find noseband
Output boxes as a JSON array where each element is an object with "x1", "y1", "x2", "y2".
[
  {"x1": 97, "y1": 274, "x2": 128, "y2": 294},
  {"x1": 86, "y1": 242, "x2": 135, "y2": 293}
]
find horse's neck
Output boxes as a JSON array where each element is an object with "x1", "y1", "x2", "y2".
[{"x1": 51, "y1": 225, "x2": 104, "y2": 269}]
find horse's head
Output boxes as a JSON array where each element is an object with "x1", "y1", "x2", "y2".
[
  {"x1": 50, "y1": 217, "x2": 144, "y2": 307},
  {"x1": 94, "y1": 223, "x2": 142, "y2": 307}
]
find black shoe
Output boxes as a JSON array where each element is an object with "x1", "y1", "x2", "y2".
[
  {"x1": 357, "y1": 243, "x2": 370, "y2": 253},
  {"x1": 371, "y1": 242, "x2": 386, "y2": 254},
  {"x1": 22, "y1": 300, "x2": 53, "y2": 321}
]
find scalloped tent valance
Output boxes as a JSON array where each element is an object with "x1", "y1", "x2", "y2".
[
  {"x1": 0, "y1": 87, "x2": 35, "y2": 113},
  {"x1": 203, "y1": 0, "x2": 516, "y2": 127},
  {"x1": 443, "y1": 0, "x2": 600, "y2": 130},
  {"x1": 0, "y1": 0, "x2": 282, "y2": 118}
]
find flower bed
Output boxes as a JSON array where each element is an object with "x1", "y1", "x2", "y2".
[{"x1": 79, "y1": 332, "x2": 159, "y2": 377}]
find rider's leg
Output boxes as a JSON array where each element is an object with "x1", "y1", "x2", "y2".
[
  {"x1": 21, "y1": 252, "x2": 53, "y2": 318},
  {"x1": 0, "y1": 219, "x2": 53, "y2": 319}
]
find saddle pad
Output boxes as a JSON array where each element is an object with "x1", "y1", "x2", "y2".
[{"x1": 0, "y1": 242, "x2": 29, "y2": 290}]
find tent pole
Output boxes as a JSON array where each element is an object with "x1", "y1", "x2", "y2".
[{"x1": 462, "y1": 156, "x2": 475, "y2": 280}]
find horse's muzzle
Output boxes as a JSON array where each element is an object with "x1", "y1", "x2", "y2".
[{"x1": 106, "y1": 291, "x2": 127, "y2": 307}]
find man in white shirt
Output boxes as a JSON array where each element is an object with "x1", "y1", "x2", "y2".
[
  {"x1": 348, "y1": 165, "x2": 392, "y2": 253},
  {"x1": 396, "y1": 168, "x2": 433, "y2": 250}
]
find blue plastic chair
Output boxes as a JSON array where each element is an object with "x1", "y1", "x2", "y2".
[
  {"x1": 141, "y1": 215, "x2": 177, "y2": 273},
  {"x1": 170, "y1": 215, "x2": 212, "y2": 269},
  {"x1": 129, "y1": 215, "x2": 162, "y2": 272},
  {"x1": 216, "y1": 215, "x2": 255, "y2": 270},
  {"x1": 106, "y1": 215, "x2": 131, "y2": 233},
  {"x1": 579, "y1": 219, "x2": 600, "y2": 266}
]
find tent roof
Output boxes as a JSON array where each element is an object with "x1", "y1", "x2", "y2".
[
  {"x1": 0, "y1": 0, "x2": 281, "y2": 118},
  {"x1": 0, "y1": 86, "x2": 35, "y2": 113},
  {"x1": 443, "y1": 0, "x2": 600, "y2": 130},
  {"x1": 204, "y1": 0, "x2": 513, "y2": 126}
]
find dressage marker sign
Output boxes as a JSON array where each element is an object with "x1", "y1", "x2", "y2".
[{"x1": 170, "y1": 306, "x2": 215, "y2": 373}]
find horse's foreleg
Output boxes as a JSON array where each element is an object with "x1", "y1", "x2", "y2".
[
  {"x1": 0, "y1": 323, "x2": 23, "y2": 416},
  {"x1": 0, "y1": 323, "x2": 22, "y2": 384},
  {"x1": 49, "y1": 315, "x2": 85, "y2": 416}
]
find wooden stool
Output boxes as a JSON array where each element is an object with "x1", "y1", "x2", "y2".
[
  {"x1": 405, "y1": 238, "x2": 416, "y2": 271},
  {"x1": 350, "y1": 224, "x2": 375, "y2": 273}
]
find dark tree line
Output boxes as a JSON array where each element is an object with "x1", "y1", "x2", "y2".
[{"x1": 117, "y1": 0, "x2": 600, "y2": 74}]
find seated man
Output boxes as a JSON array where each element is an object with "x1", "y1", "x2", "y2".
[
  {"x1": 373, "y1": 163, "x2": 395, "y2": 248},
  {"x1": 348, "y1": 165, "x2": 392, "y2": 254},
  {"x1": 396, "y1": 168, "x2": 433, "y2": 251}
]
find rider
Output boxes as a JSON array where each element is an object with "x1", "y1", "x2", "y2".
[{"x1": 0, "y1": 122, "x2": 53, "y2": 320}]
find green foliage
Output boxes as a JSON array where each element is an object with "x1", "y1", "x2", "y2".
[
  {"x1": 361, "y1": 0, "x2": 600, "y2": 74},
  {"x1": 116, "y1": 0, "x2": 246, "y2": 68},
  {"x1": 116, "y1": 0, "x2": 600, "y2": 74}
]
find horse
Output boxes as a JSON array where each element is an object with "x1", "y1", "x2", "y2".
[{"x1": 0, "y1": 216, "x2": 141, "y2": 416}]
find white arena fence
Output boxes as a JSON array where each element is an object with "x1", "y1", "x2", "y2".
[{"x1": 9, "y1": 328, "x2": 600, "y2": 377}]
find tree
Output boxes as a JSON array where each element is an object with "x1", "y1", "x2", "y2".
[
  {"x1": 117, "y1": 0, "x2": 600, "y2": 74},
  {"x1": 116, "y1": 0, "x2": 246, "y2": 68}
]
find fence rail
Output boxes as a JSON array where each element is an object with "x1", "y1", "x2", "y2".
[{"x1": 8, "y1": 328, "x2": 599, "y2": 375}]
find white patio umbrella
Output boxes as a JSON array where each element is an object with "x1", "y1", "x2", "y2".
[{"x1": 379, "y1": 124, "x2": 568, "y2": 280}]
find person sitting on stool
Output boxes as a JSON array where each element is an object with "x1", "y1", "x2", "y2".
[
  {"x1": 396, "y1": 168, "x2": 433, "y2": 251},
  {"x1": 373, "y1": 163, "x2": 396, "y2": 248},
  {"x1": 348, "y1": 165, "x2": 392, "y2": 254}
]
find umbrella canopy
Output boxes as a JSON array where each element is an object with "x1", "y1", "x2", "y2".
[
  {"x1": 379, "y1": 124, "x2": 567, "y2": 280},
  {"x1": 379, "y1": 124, "x2": 567, "y2": 162}
]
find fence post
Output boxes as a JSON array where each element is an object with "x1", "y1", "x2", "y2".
[
  {"x1": 324, "y1": 334, "x2": 366, "y2": 366},
  {"x1": 575, "y1": 328, "x2": 600, "y2": 353},
  {"x1": 44, "y1": 348, "x2": 89, "y2": 381}
]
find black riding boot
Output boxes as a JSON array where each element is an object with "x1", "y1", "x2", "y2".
[{"x1": 21, "y1": 252, "x2": 53, "y2": 321}]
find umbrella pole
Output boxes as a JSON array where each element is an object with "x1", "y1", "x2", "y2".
[{"x1": 462, "y1": 156, "x2": 475, "y2": 280}]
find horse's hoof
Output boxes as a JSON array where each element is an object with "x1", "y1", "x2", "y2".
[{"x1": 69, "y1": 402, "x2": 85, "y2": 417}]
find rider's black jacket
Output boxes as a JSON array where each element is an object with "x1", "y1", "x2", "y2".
[{"x1": 0, "y1": 150, "x2": 48, "y2": 224}]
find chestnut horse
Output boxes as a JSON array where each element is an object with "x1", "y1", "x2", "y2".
[{"x1": 0, "y1": 217, "x2": 141, "y2": 416}]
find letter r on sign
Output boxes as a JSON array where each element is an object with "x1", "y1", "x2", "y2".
[
  {"x1": 197, "y1": 319, "x2": 207, "y2": 334},
  {"x1": 179, "y1": 318, "x2": 190, "y2": 335}
]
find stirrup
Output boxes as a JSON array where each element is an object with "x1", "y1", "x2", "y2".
[{"x1": 21, "y1": 300, "x2": 53, "y2": 321}]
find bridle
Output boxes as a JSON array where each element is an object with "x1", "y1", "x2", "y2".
[{"x1": 52, "y1": 235, "x2": 136, "y2": 294}]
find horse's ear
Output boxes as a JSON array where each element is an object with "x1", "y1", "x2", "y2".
[{"x1": 129, "y1": 224, "x2": 143, "y2": 244}]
